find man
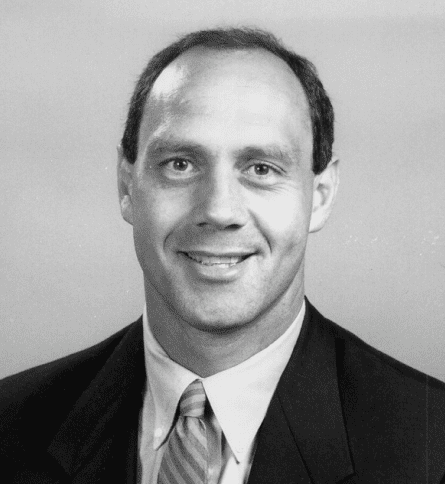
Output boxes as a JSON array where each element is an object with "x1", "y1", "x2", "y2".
[{"x1": 1, "y1": 27, "x2": 445, "y2": 483}]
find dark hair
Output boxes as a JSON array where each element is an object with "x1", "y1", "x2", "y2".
[{"x1": 121, "y1": 27, "x2": 334, "y2": 174}]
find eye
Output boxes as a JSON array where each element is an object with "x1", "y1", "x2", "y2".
[
  {"x1": 245, "y1": 162, "x2": 278, "y2": 177},
  {"x1": 252, "y1": 163, "x2": 271, "y2": 176},
  {"x1": 170, "y1": 159, "x2": 191, "y2": 171},
  {"x1": 242, "y1": 161, "x2": 283, "y2": 187},
  {"x1": 160, "y1": 158, "x2": 198, "y2": 179}
]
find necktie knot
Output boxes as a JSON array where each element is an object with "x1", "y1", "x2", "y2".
[
  {"x1": 158, "y1": 379, "x2": 212, "y2": 484},
  {"x1": 179, "y1": 379, "x2": 206, "y2": 418}
]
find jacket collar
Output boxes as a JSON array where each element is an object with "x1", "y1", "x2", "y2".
[
  {"x1": 47, "y1": 319, "x2": 145, "y2": 482},
  {"x1": 249, "y1": 299, "x2": 354, "y2": 484}
]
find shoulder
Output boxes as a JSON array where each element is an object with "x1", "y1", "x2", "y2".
[
  {"x1": 329, "y1": 311, "x2": 444, "y2": 390},
  {"x1": 304, "y1": 302, "x2": 445, "y2": 478},
  {"x1": 0, "y1": 319, "x2": 141, "y2": 434},
  {"x1": 308, "y1": 300, "x2": 445, "y2": 388},
  {"x1": 311, "y1": 306, "x2": 445, "y2": 424}
]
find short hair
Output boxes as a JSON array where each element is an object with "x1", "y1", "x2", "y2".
[{"x1": 121, "y1": 27, "x2": 334, "y2": 174}]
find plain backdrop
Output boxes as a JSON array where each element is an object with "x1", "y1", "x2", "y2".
[{"x1": 1, "y1": 0, "x2": 444, "y2": 381}]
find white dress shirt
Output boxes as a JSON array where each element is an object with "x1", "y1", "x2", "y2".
[{"x1": 138, "y1": 301, "x2": 305, "y2": 484}]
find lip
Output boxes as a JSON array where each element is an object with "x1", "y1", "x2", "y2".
[
  {"x1": 178, "y1": 250, "x2": 255, "y2": 281},
  {"x1": 185, "y1": 252, "x2": 248, "y2": 265},
  {"x1": 179, "y1": 250, "x2": 256, "y2": 258}
]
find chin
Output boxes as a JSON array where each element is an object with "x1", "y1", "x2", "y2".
[{"x1": 174, "y1": 300, "x2": 258, "y2": 334}]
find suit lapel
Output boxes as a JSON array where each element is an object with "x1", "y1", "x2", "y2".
[
  {"x1": 44, "y1": 302, "x2": 352, "y2": 483},
  {"x1": 248, "y1": 390, "x2": 314, "y2": 483},
  {"x1": 250, "y1": 301, "x2": 354, "y2": 484},
  {"x1": 47, "y1": 319, "x2": 145, "y2": 483}
]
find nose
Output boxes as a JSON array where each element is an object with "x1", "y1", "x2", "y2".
[{"x1": 194, "y1": 167, "x2": 248, "y2": 230}]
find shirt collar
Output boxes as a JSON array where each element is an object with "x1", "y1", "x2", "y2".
[
  {"x1": 142, "y1": 306, "x2": 198, "y2": 450},
  {"x1": 142, "y1": 301, "x2": 305, "y2": 462}
]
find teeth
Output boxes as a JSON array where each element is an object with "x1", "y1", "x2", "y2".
[{"x1": 186, "y1": 253, "x2": 245, "y2": 266}]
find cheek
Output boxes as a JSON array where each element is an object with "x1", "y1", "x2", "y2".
[
  {"x1": 132, "y1": 187, "x2": 190, "y2": 249},
  {"x1": 249, "y1": 189, "x2": 311, "y2": 249}
]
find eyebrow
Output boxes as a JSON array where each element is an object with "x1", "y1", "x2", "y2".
[
  {"x1": 234, "y1": 145, "x2": 295, "y2": 165},
  {"x1": 146, "y1": 137, "x2": 296, "y2": 165},
  {"x1": 146, "y1": 137, "x2": 210, "y2": 158}
]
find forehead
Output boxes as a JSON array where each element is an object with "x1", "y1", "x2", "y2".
[{"x1": 139, "y1": 47, "x2": 311, "y2": 150}]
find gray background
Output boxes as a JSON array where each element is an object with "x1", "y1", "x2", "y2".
[{"x1": 1, "y1": 0, "x2": 444, "y2": 381}]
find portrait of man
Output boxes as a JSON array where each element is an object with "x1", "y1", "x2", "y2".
[{"x1": 1, "y1": 3, "x2": 444, "y2": 483}]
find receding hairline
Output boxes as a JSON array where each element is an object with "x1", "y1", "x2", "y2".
[
  {"x1": 146, "y1": 44, "x2": 308, "y2": 102},
  {"x1": 142, "y1": 45, "x2": 312, "y2": 129}
]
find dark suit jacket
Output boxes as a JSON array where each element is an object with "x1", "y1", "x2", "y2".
[{"x1": 1, "y1": 300, "x2": 445, "y2": 483}]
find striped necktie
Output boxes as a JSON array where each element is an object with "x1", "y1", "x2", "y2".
[{"x1": 158, "y1": 379, "x2": 208, "y2": 484}]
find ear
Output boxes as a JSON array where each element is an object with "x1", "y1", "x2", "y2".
[
  {"x1": 309, "y1": 156, "x2": 339, "y2": 233},
  {"x1": 117, "y1": 145, "x2": 134, "y2": 225}
]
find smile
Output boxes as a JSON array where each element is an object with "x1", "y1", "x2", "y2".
[{"x1": 182, "y1": 252, "x2": 251, "y2": 267}]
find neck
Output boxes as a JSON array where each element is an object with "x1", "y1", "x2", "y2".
[{"x1": 144, "y1": 280, "x2": 304, "y2": 377}]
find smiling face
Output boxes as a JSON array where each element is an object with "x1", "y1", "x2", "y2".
[{"x1": 119, "y1": 47, "x2": 337, "y2": 337}]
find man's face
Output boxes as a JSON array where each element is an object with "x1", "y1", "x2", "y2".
[{"x1": 120, "y1": 48, "x2": 333, "y2": 333}]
